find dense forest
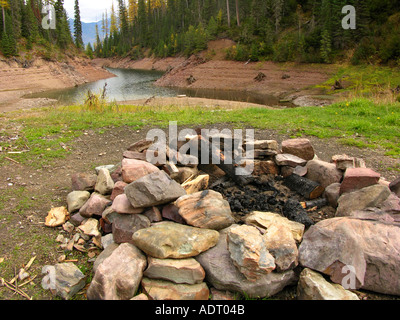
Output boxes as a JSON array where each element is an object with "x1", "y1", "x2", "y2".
[
  {"x1": 0, "y1": 0, "x2": 82, "y2": 59},
  {"x1": 1, "y1": 0, "x2": 400, "y2": 65}
]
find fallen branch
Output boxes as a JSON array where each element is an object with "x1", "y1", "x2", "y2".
[
  {"x1": 1, "y1": 278, "x2": 32, "y2": 300},
  {"x1": 5, "y1": 156, "x2": 20, "y2": 164}
]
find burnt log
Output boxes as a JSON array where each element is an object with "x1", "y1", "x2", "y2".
[
  {"x1": 283, "y1": 199, "x2": 314, "y2": 227},
  {"x1": 283, "y1": 174, "x2": 325, "y2": 200},
  {"x1": 300, "y1": 198, "x2": 328, "y2": 209},
  {"x1": 195, "y1": 133, "x2": 253, "y2": 186}
]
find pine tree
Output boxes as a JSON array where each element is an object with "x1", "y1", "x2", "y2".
[
  {"x1": 110, "y1": 3, "x2": 118, "y2": 35},
  {"x1": 74, "y1": 0, "x2": 83, "y2": 48}
]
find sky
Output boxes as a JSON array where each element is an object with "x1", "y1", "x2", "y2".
[{"x1": 64, "y1": 0, "x2": 116, "y2": 23}]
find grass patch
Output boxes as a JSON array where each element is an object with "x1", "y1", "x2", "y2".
[
  {"x1": 317, "y1": 64, "x2": 400, "y2": 103},
  {"x1": 0, "y1": 98, "x2": 399, "y2": 168}
]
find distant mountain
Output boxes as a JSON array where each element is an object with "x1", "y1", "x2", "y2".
[{"x1": 68, "y1": 19, "x2": 102, "y2": 47}]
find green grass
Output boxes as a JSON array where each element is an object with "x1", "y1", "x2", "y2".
[
  {"x1": 0, "y1": 98, "x2": 399, "y2": 168},
  {"x1": 317, "y1": 64, "x2": 400, "y2": 98}
]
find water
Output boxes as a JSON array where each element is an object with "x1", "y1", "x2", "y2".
[{"x1": 24, "y1": 67, "x2": 292, "y2": 107}]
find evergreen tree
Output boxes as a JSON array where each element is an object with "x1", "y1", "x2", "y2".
[{"x1": 74, "y1": 0, "x2": 83, "y2": 48}]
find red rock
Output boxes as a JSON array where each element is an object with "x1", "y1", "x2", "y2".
[
  {"x1": 281, "y1": 139, "x2": 315, "y2": 161},
  {"x1": 110, "y1": 181, "x2": 128, "y2": 201},
  {"x1": 121, "y1": 159, "x2": 160, "y2": 184},
  {"x1": 143, "y1": 206, "x2": 163, "y2": 222},
  {"x1": 79, "y1": 193, "x2": 111, "y2": 218},
  {"x1": 339, "y1": 168, "x2": 380, "y2": 195},
  {"x1": 306, "y1": 159, "x2": 343, "y2": 189},
  {"x1": 162, "y1": 203, "x2": 186, "y2": 224},
  {"x1": 112, "y1": 194, "x2": 144, "y2": 215}
]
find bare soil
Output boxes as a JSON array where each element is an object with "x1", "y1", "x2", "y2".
[
  {"x1": 0, "y1": 123, "x2": 398, "y2": 300},
  {"x1": 0, "y1": 56, "x2": 113, "y2": 112}
]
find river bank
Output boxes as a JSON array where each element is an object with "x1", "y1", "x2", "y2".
[
  {"x1": 0, "y1": 56, "x2": 114, "y2": 113},
  {"x1": 92, "y1": 40, "x2": 339, "y2": 107}
]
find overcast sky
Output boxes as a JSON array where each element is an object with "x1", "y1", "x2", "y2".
[{"x1": 64, "y1": 0, "x2": 117, "y2": 23}]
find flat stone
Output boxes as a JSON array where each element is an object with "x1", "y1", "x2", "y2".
[
  {"x1": 331, "y1": 154, "x2": 356, "y2": 170},
  {"x1": 195, "y1": 226, "x2": 298, "y2": 298},
  {"x1": 339, "y1": 167, "x2": 380, "y2": 194},
  {"x1": 123, "y1": 150, "x2": 147, "y2": 161},
  {"x1": 127, "y1": 139, "x2": 154, "y2": 153},
  {"x1": 245, "y1": 211, "x2": 305, "y2": 243},
  {"x1": 131, "y1": 221, "x2": 219, "y2": 259},
  {"x1": 111, "y1": 194, "x2": 144, "y2": 215},
  {"x1": 78, "y1": 218, "x2": 101, "y2": 237},
  {"x1": 144, "y1": 257, "x2": 205, "y2": 284},
  {"x1": 87, "y1": 243, "x2": 147, "y2": 300},
  {"x1": 297, "y1": 268, "x2": 359, "y2": 300},
  {"x1": 306, "y1": 159, "x2": 343, "y2": 189},
  {"x1": 274, "y1": 154, "x2": 307, "y2": 167},
  {"x1": 112, "y1": 213, "x2": 151, "y2": 244},
  {"x1": 336, "y1": 184, "x2": 391, "y2": 217},
  {"x1": 125, "y1": 170, "x2": 186, "y2": 208},
  {"x1": 66, "y1": 191, "x2": 91, "y2": 213},
  {"x1": 79, "y1": 193, "x2": 111, "y2": 218},
  {"x1": 45, "y1": 207, "x2": 70, "y2": 227},
  {"x1": 130, "y1": 293, "x2": 149, "y2": 300},
  {"x1": 227, "y1": 225, "x2": 276, "y2": 281},
  {"x1": 121, "y1": 158, "x2": 160, "y2": 184},
  {"x1": 281, "y1": 138, "x2": 315, "y2": 161},
  {"x1": 252, "y1": 160, "x2": 280, "y2": 176},
  {"x1": 175, "y1": 190, "x2": 235, "y2": 230},
  {"x1": 141, "y1": 278, "x2": 209, "y2": 300},
  {"x1": 244, "y1": 140, "x2": 279, "y2": 151}
]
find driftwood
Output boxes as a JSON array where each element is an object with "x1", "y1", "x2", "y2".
[{"x1": 283, "y1": 174, "x2": 324, "y2": 200}]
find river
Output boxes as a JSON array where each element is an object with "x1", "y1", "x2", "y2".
[{"x1": 23, "y1": 67, "x2": 291, "y2": 107}]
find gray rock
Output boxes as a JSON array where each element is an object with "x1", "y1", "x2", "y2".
[
  {"x1": 87, "y1": 243, "x2": 147, "y2": 300},
  {"x1": 336, "y1": 184, "x2": 391, "y2": 217},
  {"x1": 324, "y1": 183, "x2": 341, "y2": 208},
  {"x1": 112, "y1": 213, "x2": 151, "y2": 244},
  {"x1": 274, "y1": 154, "x2": 307, "y2": 167},
  {"x1": 132, "y1": 221, "x2": 219, "y2": 259},
  {"x1": 195, "y1": 226, "x2": 298, "y2": 298},
  {"x1": 66, "y1": 191, "x2": 90, "y2": 213},
  {"x1": 42, "y1": 262, "x2": 86, "y2": 300},
  {"x1": 125, "y1": 170, "x2": 186, "y2": 208}
]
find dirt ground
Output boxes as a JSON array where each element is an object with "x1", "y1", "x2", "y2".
[
  {"x1": 0, "y1": 56, "x2": 113, "y2": 112},
  {"x1": 0, "y1": 122, "x2": 399, "y2": 300}
]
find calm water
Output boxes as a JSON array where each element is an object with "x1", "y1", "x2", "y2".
[{"x1": 24, "y1": 67, "x2": 291, "y2": 107}]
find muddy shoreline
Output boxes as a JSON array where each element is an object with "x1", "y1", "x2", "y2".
[
  {"x1": 0, "y1": 56, "x2": 114, "y2": 113},
  {"x1": 92, "y1": 53, "x2": 338, "y2": 108},
  {"x1": 1, "y1": 49, "x2": 339, "y2": 113}
]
